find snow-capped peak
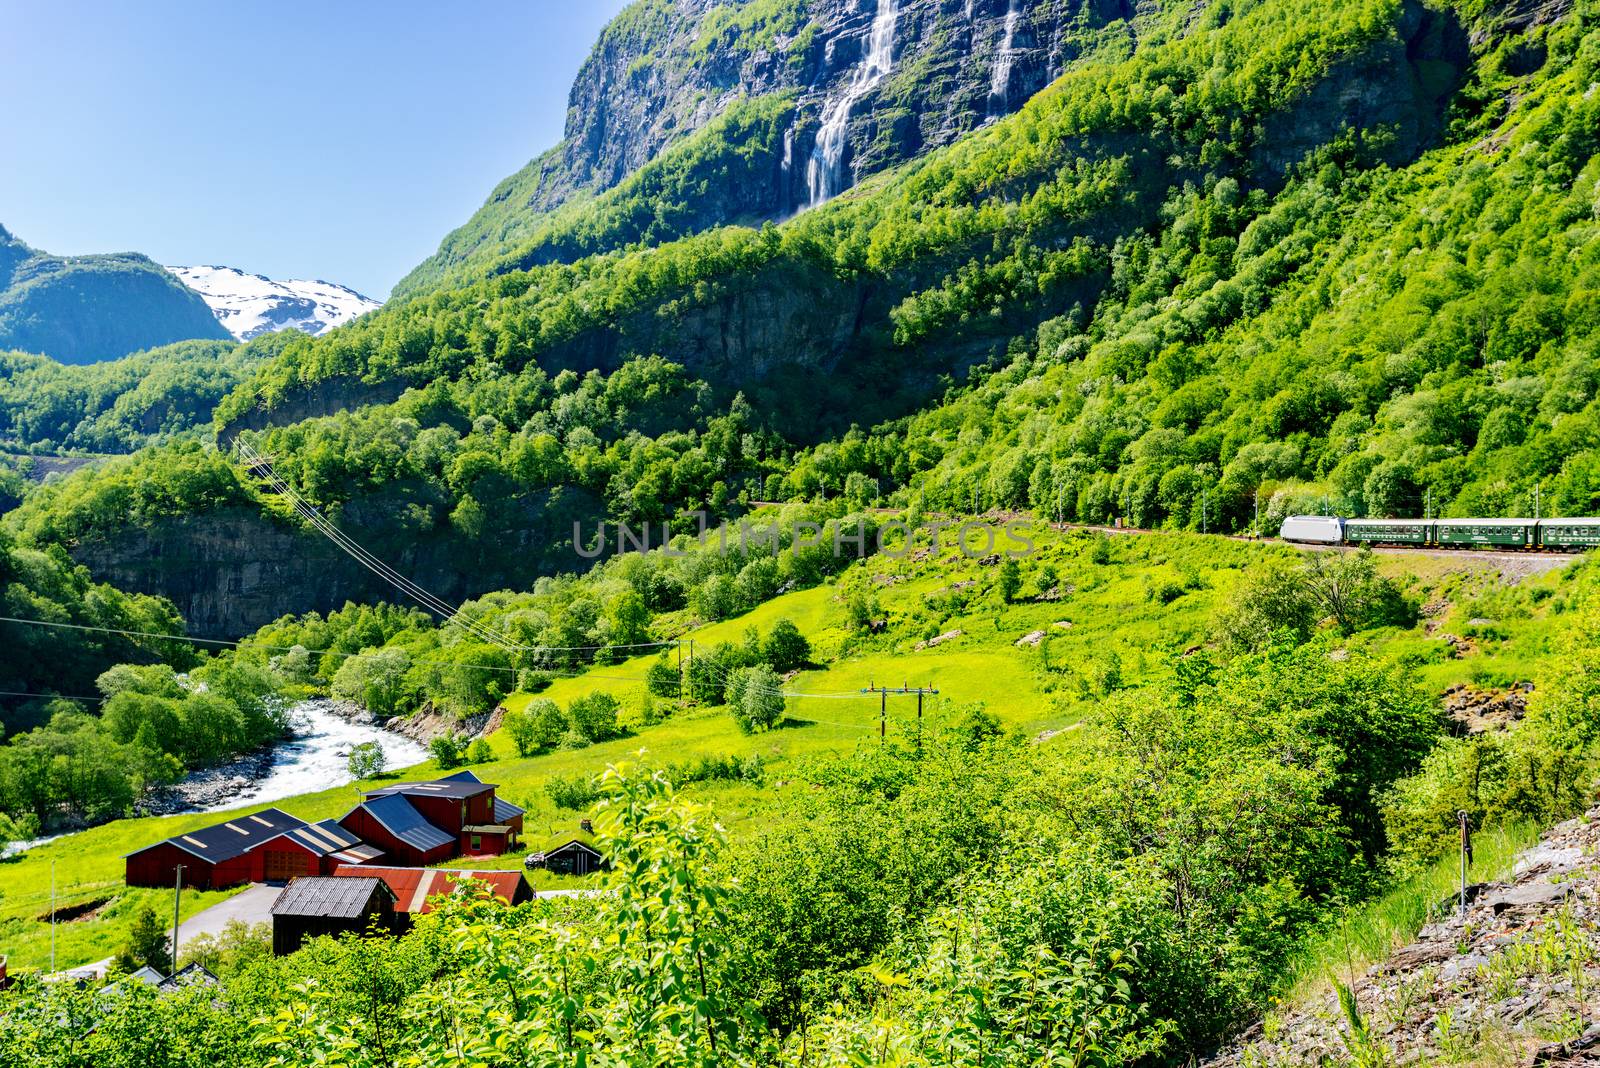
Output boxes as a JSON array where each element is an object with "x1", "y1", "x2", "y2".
[{"x1": 166, "y1": 264, "x2": 381, "y2": 341}]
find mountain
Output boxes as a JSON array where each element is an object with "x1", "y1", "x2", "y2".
[
  {"x1": 394, "y1": 0, "x2": 1172, "y2": 297},
  {"x1": 0, "y1": 225, "x2": 230, "y2": 365},
  {"x1": 13, "y1": 0, "x2": 1597, "y2": 639},
  {"x1": 167, "y1": 265, "x2": 382, "y2": 342}
]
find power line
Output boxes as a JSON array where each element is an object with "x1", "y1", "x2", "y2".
[
  {"x1": 0, "y1": 613, "x2": 658, "y2": 680},
  {"x1": 0, "y1": 690, "x2": 105, "y2": 704},
  {"x1": 235, "y1": 441, "x2": 521, "y2": 651}
]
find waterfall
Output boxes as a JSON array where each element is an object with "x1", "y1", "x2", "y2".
[
  {"x1": 779, "y1": 124, "x2": 795, "y2": 210},
  {"x1": 989, "y1": 0, "x2": 1023, "y2": 113},
  {"x1": 806, "y1": 0, "x2": 900, "y2": 207}
]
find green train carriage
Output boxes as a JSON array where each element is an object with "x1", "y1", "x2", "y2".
[
  {"x1": 1537, "y1": 518, "x2": 1600, "y2": 548},
  {"x1": 1434, "y1": 518, "x2": 1535, "y2": 548},
  {"x1": 1342, "y1": 519, "x2": 1432, "y2": 545}
]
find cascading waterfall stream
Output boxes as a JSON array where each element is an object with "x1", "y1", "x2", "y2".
[
  {"x1": 989, "y1": 0, "x2": 1023, "y2": 113},
  {"x1": 806, "y1": 0, "x2": 899, "y2": 207}
]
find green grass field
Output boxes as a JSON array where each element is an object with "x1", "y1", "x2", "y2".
[{"x1": 1, "y1": 526, "x2": 1585, "y2": 972}]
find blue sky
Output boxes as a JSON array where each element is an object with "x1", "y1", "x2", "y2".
[{"x1": 0, "y1": 1, "x2": 632, "y2": 298}]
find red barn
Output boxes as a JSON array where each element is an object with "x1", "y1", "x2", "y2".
[
  {"x1": 331, "y1": 864, "x2": 532, "y2": 927},
  {"x1": 337, "y1": 793, "x2": 456, "y2": 867},
  {"x1": 440, "y1": 771, "x2": 526, "y2": 837},
  {"x1": 252, "y1": 820, "x2": 385, "y2": 882},
  {"x1": 124, "y1": 808, "x2": 306, "y2": 890}
]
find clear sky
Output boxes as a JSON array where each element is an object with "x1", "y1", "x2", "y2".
[{"x1": 0, "y1": 1, "x2": 632, "y2": 298}]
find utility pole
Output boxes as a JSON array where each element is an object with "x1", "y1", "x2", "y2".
[
  {"x1": 1457, "y1": 811, "x2": 1472, "y2": 917},
  {"x1": 173, "y1": 864, "x2": 185, "y2": 972},
  {"x1": 1534, "y1": 483, "x2": 1541, "y2": 521},
  {"x1": 860, "y1": 682, "x2": 941, "y2": 752},
  {"x1": 49, "y1": 860, "x2": 56, "y2": 974},
  {"x1": 1201, "y1": 488, "x2": 1208, "y2": 535},
  {"x1": 1253, "y1": 489, "x2": 1260, "y2": 535}
]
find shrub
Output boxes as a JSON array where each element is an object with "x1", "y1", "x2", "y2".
[
  {"x1": 762, "y1": 619, "x2": 811, "y2": 672},
  {"x1": 545, "y1": 772, "x2": 599, "y2": 811},
  {"x1": 347, "y1": 741, "x2": 386, "y2": 779},
  {"x1": 569, "y1": 692, "x2": 621, "y2": 743},
  {"x1": 428, "y1": 733, "x2": 466, "y2": 769}
]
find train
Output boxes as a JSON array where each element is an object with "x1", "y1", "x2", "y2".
[{"x1": 1278, "y1": 515, "x2": 1600, "y2": 550}]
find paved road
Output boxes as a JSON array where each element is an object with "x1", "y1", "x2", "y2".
[{"x1": 175, "y1": 883, "x2": 279, "y2": 948}]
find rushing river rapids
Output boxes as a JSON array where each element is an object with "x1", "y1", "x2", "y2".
[{"x1": 2, "y1": 698, "x2": 429, "y2": 858}]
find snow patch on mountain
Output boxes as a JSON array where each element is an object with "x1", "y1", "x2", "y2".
[{"x1": 167, "y1": 264, "x2": 381, "y2": 341}]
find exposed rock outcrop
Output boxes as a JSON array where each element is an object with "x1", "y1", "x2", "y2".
[{"x1": 1209, "y1": 807, "x2": 1600, "y2": 1068}]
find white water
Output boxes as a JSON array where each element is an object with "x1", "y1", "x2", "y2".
[
  {"x1": 806, "y1": 0, "x2": 900, "y2": 207},
  {"x1": 989, "y1": 0, "x2": 1023, "y2": 112},
  {"x1": 203, "y1": 700, "x2": 429, "y2": 813}
]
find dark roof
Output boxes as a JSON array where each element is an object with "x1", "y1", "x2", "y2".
[
  {"x1": 367, "y1": 771, "x2": 497, "y2": 801},
  {"x1": 546, "y1": 839, "x2": 604, "y2": 859},
  {"x1": 157, "y1": 963, "x2": 219, "y2": 990},
  {"x1": 272, "y1": 876, "x2": 395, "y2": 919},
  {"x1": 126, "y1": 807, "x2": 306, "y2": 864},
  {"x1": 268, "y1": 819, "x2": 366, "y2": 858},
  {"x1": 351, "y1": 793, "x2": 454, "y2": 853},
  {"x1": 493, "y1": 796, "x2": 525, "y2": 823}
]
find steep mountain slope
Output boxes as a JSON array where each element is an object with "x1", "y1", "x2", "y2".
[
  {"x1": 0, "y1": 226, "x2": 231, "y2": 364},
  {"x1": 13, "y1": 0, "x2": 1520, "y2": 636},
  {"x1": 395, "y1": 0, "x2": 1179, "y2": 297},
  {"x1": 167, "y1": 266, "x2": 380, "y2": 341}
]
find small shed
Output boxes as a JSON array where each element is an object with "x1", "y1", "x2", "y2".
[
  {"x1": 158, "y1": 963, "x2": 219, "y2": 991},
  {"x1": 529, "y1": 839, "x2": 607, "y2": 876},
  {"x1": 270, "y1": 876, "x2": 398, "y2": 956}
]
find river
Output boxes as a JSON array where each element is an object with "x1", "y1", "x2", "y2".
[
  {"x1": 196, "y1": 698, "x2": 430, "y2": 812},
  {"x1": 1, "y1": 699, "x2": 430, "y2": 858}
]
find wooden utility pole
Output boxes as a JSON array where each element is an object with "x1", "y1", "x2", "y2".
[
  {"x1": 860, "y1": 682, "x2": 941, "y2": 751},
  {"x1": 173, "y1": 864, "x2": 185, "y2": 971},
  {"x1": 49, "y1": 860, "x2": 56, "y2": 974}
]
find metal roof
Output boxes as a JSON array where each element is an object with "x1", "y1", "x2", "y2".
[
  {"x1": 271, "y1": 876, "x2": 395, "y2": 920},
  {"x1": 354, "y1": 793, "x2": 455, "y2": 853},
  {"x1": 1435, "y1": 517, "x2": 1535, "y2": 526},
  {"x1": 125, "y1": 807, "x2": 306, "y2": 864},
  {"x1": 330, "y1": 865, "x2": 530, "y2": 913},
  {"x1": 493, "y1": 796, "x2": 525, "y2": 823},
  {"x1": 365, "y1": 777, "x2": 495, "y2": 801},
  {"x1": 269, "y1": 819, "x2": 366, "y2": 858}
]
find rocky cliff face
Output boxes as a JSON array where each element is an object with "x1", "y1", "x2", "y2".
[{"x1": 397, "y1": 0, "x2": 1161, "y2": 295}]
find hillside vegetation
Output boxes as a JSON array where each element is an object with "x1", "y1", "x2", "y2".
[
  {"x1": 2, "y1": 520, "x2": 1598, "y2": 1064},
  {"x1": 0, "y1": 225, "x2": 229, "y2": 364},
  {"x1": 0, "y1": 337, "x2": 279, "y2": 456}
]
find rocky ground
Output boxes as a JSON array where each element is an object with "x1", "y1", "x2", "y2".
[
  {"x1": 1211, "y1": 807, "x2": 1600, "y2": 1068},
  {"x1": 136, "y1": 746, "x2": 278, "y2": 816}
]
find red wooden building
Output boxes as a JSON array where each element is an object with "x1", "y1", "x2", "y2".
[
  {"x1": 124, "y1": 808, "x2": 309, "y2": 890},
  {"x1": 337, "y1": 792, "x2": 456, "y2": 868},
  {"x1": 251, "y1": 820, "x2": 385, "y2": 881},
  {"x1": 331, "y1": 864, "x2": 532, "y2": 927},
  {"x1": 343, "y1": 774, "x2": 523, "y2": 863}
]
